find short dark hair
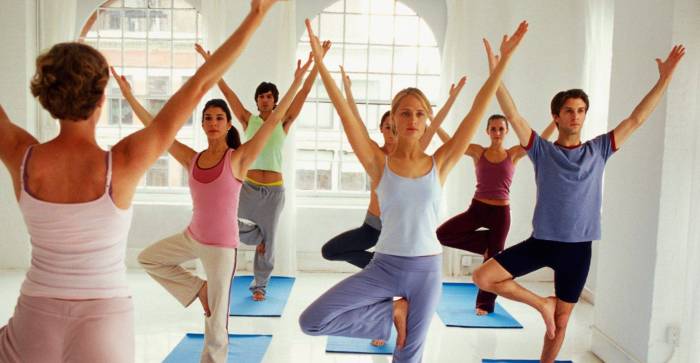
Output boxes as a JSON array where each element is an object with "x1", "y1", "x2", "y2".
[
  {"x1": 30, "y1": 42, "x2": 109, "y2": 121},
  {"x1": 202, "y1": 99, "x2": 240, "y2": 149},
  {"x1": 379, "y1": 111, "x2": 391, "y2": 128},
  {"x1": 551, "y1": 89, "x2": 589, "y2": 116},
  {"x1": 254, "y1": 82, "x2": 279, "y2": 104},
  {"x1": 486, "y1": 114, "x2": 508, "y2": 130}
]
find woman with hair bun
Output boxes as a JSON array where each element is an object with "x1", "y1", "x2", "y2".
[
  {"x1": 0, "y1": 1, "x2": 279, "y2": 362},
  {"x1": 114, "y1": 53, "x2": 310, "y2": 361}
]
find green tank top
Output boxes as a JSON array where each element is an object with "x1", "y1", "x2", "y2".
[{"x1": 244, "y1": 114, "x2": 286, "y2": 172}]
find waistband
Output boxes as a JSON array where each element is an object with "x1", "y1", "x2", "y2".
[
  {"x1": 364, "y1": 211, "x2": 382, "y2": 231},
  {"x1": 18, "y1": 294, "x2": 133, "y2": 318},
  {"x1": 245, "y1": 177, "x2": 284, "y2": 187},
  {"x1": 372, "y1": 252, "x2": 442, "y2": 272},
  {"x1": 471, "y1": 198, "x2": 510, "y2": 209}
]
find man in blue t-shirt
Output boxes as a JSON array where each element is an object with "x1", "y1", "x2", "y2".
[{"x1": 472, "y1": 40, "x2": 685, "y2": 362}]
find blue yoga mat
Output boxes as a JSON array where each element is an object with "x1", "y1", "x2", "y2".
[
  {"x1": 483, "y1": 360, "x2": 573, "y2": 363},
  {"x1": 437, "y1": 282, "x2": 523, "y2": 328},
  {"x1": 163, "y1": 333, "x2": 272, "y2": 363},
  {"x1": 229, "y1": 275, "x2": 295, "y2": 316},
  {"x1": 326, "y1": 328, "x2": 398, "y2": 355}
]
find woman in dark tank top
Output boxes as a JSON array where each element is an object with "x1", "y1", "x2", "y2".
[{"x1": 436, "y1": 115, "x2": 555, "y2": 315}]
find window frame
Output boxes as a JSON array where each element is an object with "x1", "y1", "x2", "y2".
[{"x1": 294, "y1": 0, "x2": 441, "y2": 199}]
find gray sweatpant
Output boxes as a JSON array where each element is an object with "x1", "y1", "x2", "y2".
[
  {"x1": 237, "y1": 181, "x2": 285, "y2": 293},
  {"x1": 299, "y1": 253, "x2": 442, "y2": 363}
]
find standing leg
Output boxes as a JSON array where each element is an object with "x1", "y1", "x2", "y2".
[
  {"x1": 393, "y1": 256, "x2": 442, "y2": 363},
  {"x1": 196, "y1": 245, "x2": 237, "y2": 363},
  {"x1": 138, "y1": 233, "x2": 206, "y2": 309},
  {"x1": 472, "y1": 238, "x2": 557, "y2": 338},
  {"x1": 321, "y1": 223, "x2": 380, "y2": 269},
  {"x1": 475, "y1": 205, "x2": 511, "y2": 315},
  {"x1": 250, "y1": 187, "x2": 285, "y2": 298},
  {"x1": 540, "y1": 240, "x2": 591, "y2": 362},
  {"x1": 540, "y1": 300, "x2": 575, "y2": 363}
]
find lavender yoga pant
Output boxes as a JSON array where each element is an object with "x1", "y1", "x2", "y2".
[
  {"x1": 299, "y1": 253, "x2": 441, "y2": 363},
  {"x1": 0, "y1": 294, "x2": 134, "y2": 363},
  {"x1": 436, "y1": 199, "x2": 511, "y2": 313}
]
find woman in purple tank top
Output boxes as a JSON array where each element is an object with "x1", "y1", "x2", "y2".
[{"x1": 436, "y1": 114, "x2": 555, "y2": 315}]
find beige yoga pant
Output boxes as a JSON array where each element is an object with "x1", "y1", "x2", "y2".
[{"x1": 138, "y1": 231, "x2": 236, "y2": 363}]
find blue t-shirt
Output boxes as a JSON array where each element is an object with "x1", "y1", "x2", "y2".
[{"x1": 526, "y1": 131, "x2": 617, "y2": 242}]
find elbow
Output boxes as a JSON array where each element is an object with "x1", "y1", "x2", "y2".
[{"x1": 628, "y1": 116, "x2": 643, "y2": 127}]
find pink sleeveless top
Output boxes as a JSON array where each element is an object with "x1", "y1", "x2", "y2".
[
  {"x1": 186, "y1": 149, "x2": 242, "y2": 248},
  {"x1": 19, "y1": 146, "x2": 133, "y2": 300},
  {"x1": 474, "y1": 151, "x2": 515, "y2": 200}
]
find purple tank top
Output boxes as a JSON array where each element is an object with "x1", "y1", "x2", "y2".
[{"x1": 474, "y1": 151, "x2": 514, "y2": 200}]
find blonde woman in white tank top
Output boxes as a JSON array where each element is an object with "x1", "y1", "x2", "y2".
[{"x1": 299, "y1": 20, "x2": 529, "y2": 363}]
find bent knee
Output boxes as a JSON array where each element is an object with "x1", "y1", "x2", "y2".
[
  {"x1": 137, "y1": 249, "x2": 153, "y2": 268},
  {"x1": 298, "y1": 309, "x2": 323, "y2": 336},
  {"x1": 472, "y1": 266, "x2": 494, "y2": 290},
  {"x1": 320, "y1": 244, "x2": 337, "y2": 261}
]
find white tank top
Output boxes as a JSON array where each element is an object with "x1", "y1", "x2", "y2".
[
  {"x1": 18, "y1": 146, "x2": 133, "y2": 299},
  {"x1": 374, "y1": 157, "x2": 443, "y2": 256}
]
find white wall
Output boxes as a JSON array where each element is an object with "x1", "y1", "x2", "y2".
[
  {"x1": 593, "y1": 0, "x2": 700, "y2": 362},
  {"x1": 0, "y1": 0, "x2": 36, "y2": 269}
]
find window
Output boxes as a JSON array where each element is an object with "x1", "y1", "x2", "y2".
[
  {"x1": 295, "y1": 0, "x2": 440, "y2": 194},
  {"x1": 81, "y1": 0, "x2": 203, "y2": 191}
]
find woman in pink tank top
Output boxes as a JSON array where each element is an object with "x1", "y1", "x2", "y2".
[
  {"x1": 436, "y1": 114, "x2": 556, "y2": 315},
  {"x1": 112, "y1": 53, "x2": 311, "y2": 362},
  {"x1": 0, "y1": 2, "x2": 280, "y2": 362}
]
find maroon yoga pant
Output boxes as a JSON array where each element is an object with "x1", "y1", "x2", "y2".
[{"x1": 436, "y1": 199, "x2": 511, "y2": 313}]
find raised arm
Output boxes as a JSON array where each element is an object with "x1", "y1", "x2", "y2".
[
  {"x1": 305, "y1": 19, "x2": 384, "y2": 180},
  {"x1": 195, "y1": 43, "x2": 252, "y2": 129},
  {"x1": 338, "y1": 65, "x2": 364, "y2": 125},
  {"x1": 0, "y1": 104, "x2": 39, "y2": 196},
  {"x1": 110, "y1": 67, "x2": 196, "y2": 169},
  {"x1": 612, "y1": 45, "x2": 685, "y2": 149},
  {"x1": 419, "y1": 76, "x2": 467, "y2": 151},
  {"x1": 484, "y1": 39, "x2": 533, "y2": 147},
  {"x1": 283, "y1": 41, "x2": 332, "y2": 133},
  {"x1": 434, "y1": 21, "x2": 528, "y2": 182},
  {"x1": 234, "y1": 58, "x2": 311, "y2": 177},
  {"x1": 111, "y1": 0, "x2": 277, "y2": 201},
  {"x1": 433, "y1": 126, "x2": 483, "y2": 162},
  {"x1": 510, "y1": 119, "x2": 557, "y2": 163}
]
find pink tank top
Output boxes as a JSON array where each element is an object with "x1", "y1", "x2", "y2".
[
  {"x1": 186, "y1": 149, "x2": 242, "y2": 248},
  {"x1": 474, "y1": 151, "x2": 515, "y2": 200},
  {"x1": 19, "y1": 146, "x2": 133, "y2": 300}
]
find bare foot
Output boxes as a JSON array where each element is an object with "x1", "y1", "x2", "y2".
[
  {"x1": 198, "y1": 281, "x2": 211, "y2": 317},
  {"x1": 370, "y1": 339, "x2": 385, "y2": 347},
  {"x1": 393, "y1": 298, "x2": 408, "y2": 349},
  {"x1": 252, "y1": 290, "x2": 266, "y2": 301},
  {"x1": 475, "y1": 308, "x2": 488, "y2": 316},
  {"x1": 256, "y1": 242, "x2": 266, "y2": 255},
  {"x1": 540, "y1": 296, "x2": 557, "y2": 339}
]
